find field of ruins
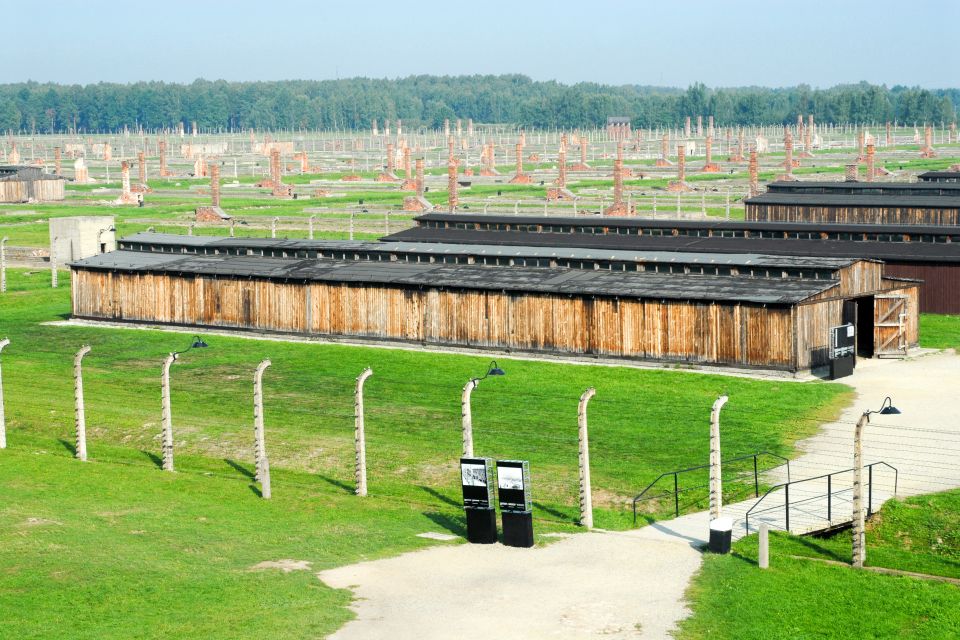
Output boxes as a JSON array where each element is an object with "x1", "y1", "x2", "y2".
[{"x1": 3, "y1": 119, "x2": 959, "y2": 259}]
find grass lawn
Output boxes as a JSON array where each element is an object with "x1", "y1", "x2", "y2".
[
  {"x1": 919, "y1": 313, "x2": 960, "y2": 350},
  {"x1": 0, "y1": 269, "x2": 852, "y2": 527},
  {"x1": 0, "y1": 449, "x2": 469, "y2": 640},
  {"x1": 678, "y1": 490, "x2": 960, "y2": 639}
]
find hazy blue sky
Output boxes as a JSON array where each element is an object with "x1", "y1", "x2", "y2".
[{"x1": 4, "y1": 0, "x2": 956, "y2": 88}]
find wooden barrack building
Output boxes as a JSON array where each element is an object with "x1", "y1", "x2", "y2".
[{"x1": 71, "y1": 236, "x2": 920, "y2": 373}]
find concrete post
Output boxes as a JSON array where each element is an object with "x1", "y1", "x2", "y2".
[
  {"x1": 709, "y1": 395, "x2": 729, "y2": 519},
  {"x1": 229, "y1": 218, "x2": 235, "y2": 237},
  {"x1": 461, "y1": 379, "x2": 478, "y2": 458},
  {"x1": 0, "y1": 236, "x2": 7, "y2": 293},
  {"x1": 253, "y1": 359, "x2": 271, "y2": 497},
  {"x1": 0, "y1": 337, "x2": 8, "y2": 449},
  {"x1": 852, "y1": 411, "x2": 869, "y2": 568},
  {"x1": 50, "y1": 238, "x2": 58, "y2": 288},
  {"x1": 578, "y1": 387, "x2": 596, "y2": 529},
  {"x1": 271, "y1": 217, "x2": 279, "y2": 238},
  {"x1": 309, "y1": 215, "x2": 316, "y2": 240},
  {"x1": 74, "y1": 345, "x2": 92, "y2": 461},
  {"x1": 759, "y1": 523, "x2": 769, "y2": 569},
  {"x1": 354, "y1": 367, "x2": 373, "y2": 497},
  {"x1": 160, "y1": 353, "x2": 176, "y2": 471}
]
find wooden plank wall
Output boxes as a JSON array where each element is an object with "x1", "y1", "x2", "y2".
[
  {"x1": 72, "y1": 270, "x2": 800, "y2": 370},
  {"x1": 746, "y1": 203, "x2": 960, "y2": 225},
  {"x1": 0, "y1": 179, "x2": 65, "y2": 203}
]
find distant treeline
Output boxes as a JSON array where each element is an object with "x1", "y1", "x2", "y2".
[{"x1": 0, "y1": 76, "x2": 956, "y2": 133}]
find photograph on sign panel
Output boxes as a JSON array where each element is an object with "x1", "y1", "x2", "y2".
[
  {"x1": 498, "y1": 466, "x2": 524, "y2": 490},
  {"x1": 461, "y1": 463, "x2": 487, "y2": 487}
]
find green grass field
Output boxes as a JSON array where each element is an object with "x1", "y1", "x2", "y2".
[
  {"x1": 0, "y1": 267, "x2": 856, "y2": 637},
  {"x1": 677, "y1": 490, "x2": 960, "y2": 639},
  {"x1": 920, "y1": 313, "x2": 960, "y2": 351}
]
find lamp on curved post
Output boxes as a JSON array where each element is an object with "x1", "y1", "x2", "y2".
[
  {"x1": 461, "y1": 360, "x2": 505, "y2": 458},
  {"x1": 160, "y1": 335, "x2": 210, "y2": 472},
  {"x1": 853, "y1": 396, "x2": 901, "y2": 568}
]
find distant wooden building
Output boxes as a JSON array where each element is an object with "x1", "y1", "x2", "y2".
[
  {"x1": 70, "y1": 238, "x2": 919, "y2": 373},
  {"x1": 0, "y1": 165, "x2": 66, "y2": 203},
  {"x1": 392, "y1": 212, "x2": 960, "y2": 314}
]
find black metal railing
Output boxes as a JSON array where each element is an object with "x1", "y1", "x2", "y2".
[
  {"x1": 744, "y1": 461, "x2": 898, "y2": 534},
  {"x1": 631, "y1": 452, "x2": 791, "y2": 524}
]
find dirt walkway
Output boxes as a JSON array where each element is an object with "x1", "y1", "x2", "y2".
[{"x1": 319, "y1": 529, "x2": 701, "y2": 639}]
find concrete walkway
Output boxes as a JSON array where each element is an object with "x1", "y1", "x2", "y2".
[
  {"x1": 644, "y1": 350, "x2": 960, "y2": 543},
  {"x1": 317, "y1": 351, "x2": 960, "y2": 638}
]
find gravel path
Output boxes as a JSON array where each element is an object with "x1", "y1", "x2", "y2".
[{"x1": 319, "y1": 529, "x2": 701, "y2": 639}]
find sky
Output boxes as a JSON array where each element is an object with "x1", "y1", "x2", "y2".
[{"x1": 3, "y1": 0, "x2": 957, "y2": 88}]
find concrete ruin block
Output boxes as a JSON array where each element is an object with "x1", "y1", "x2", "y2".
[
  {"x1": 684, "y1": 116, "x2": 691, "y2": 138},
  {"x1": 193, "y1": 154, "x2": 207, "y2": 178}
]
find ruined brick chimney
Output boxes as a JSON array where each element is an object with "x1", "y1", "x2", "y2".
[
  {"x1": 159, "y1": 140, "x2": 170, "y2": 177},
  {"x1": 448, "y1": 159, "x2": 458, "y2": 212},
  {"x1": 866, "y1": 143, "x2": 876, "y2": 182},
  {"x1": 54, "y1": 146, "x2": 62, "y2": 176},
  {"x1": 702, "y1": 135, "x2": 720, "y2": 172},
  {"x1": 656, "y1": 133, "x2": 672, "y2": 167},
  {"x1": 748, "y1": 147, "x2": 759, "y2": 197},
  {"x1": 509, "y1": 142, "x2": 532, "y2": 184}
]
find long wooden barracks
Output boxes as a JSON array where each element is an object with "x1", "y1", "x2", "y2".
[
  {"x1": 391, "y1": 212, "x2": 960, "y2": 314},
  {"x1": 70, "y1": 228, "x2": 919, "y2": 373}
]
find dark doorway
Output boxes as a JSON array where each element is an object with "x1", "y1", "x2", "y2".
[{"x1": 854, "y1": 296, "x2": 875, "y2": 358}]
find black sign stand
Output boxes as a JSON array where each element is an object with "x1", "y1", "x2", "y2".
[
  {"x1": 829, "y1": 323, "x2": 856, "y2": 380},
  {"x1": 460, "y1": 457, "x2": 497, "y2": 544},
  {"x1": 497, "y1": 460, "x2": 534, "y2": 548}
]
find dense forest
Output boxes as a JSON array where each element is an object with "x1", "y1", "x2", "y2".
[{"x1": 0, "y1": 76, "x2": 956, "y2": 133}]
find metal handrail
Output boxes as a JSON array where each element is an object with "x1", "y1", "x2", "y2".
[
  {"x1": 744, "y1": 461, "x2": 898, "y2": 534},
  {"x1": 631, "y1": 451, "x2": 791, "y2": 524}
]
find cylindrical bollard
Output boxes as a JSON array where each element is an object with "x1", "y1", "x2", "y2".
[{"x1": 759, "y1": 523, "x2": 769, "y2": 569}]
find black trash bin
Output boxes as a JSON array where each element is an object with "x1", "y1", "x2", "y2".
[{"x1": 709, "y1": 517, "x2": 733, "y2": 554}]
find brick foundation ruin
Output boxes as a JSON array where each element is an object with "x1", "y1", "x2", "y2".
[
  {"x1": 666, "y1": 143, "x2": 692, "y2": 192},
  {"x1": 195, "y1": 163, "x2": 231, "y2": 222},
  {"x1": 403, "y1": 158, "x2": 433, "y2": 212},
  {"x1": 701, "y1": 135, "x2": 721, "y2": 172},
  {"x1": 920, "y1": 125, "x2": 936, "y2": 158},
  {"x1": 508, "y1": 143, "x2": 532, "y2": 184},
  {"x1": 377, "y1": 143, "x2": 399, "y2": 182},
  {"x1": 748, "y1": 147, "x2": 759, "y2": 197},
  {"x1": 655, "y1": 134, "x2": 673, "y2": 167}
]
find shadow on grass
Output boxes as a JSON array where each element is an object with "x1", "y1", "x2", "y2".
[
  {"x1": 248, "y1": 484, "x2": 263, "y2": 498},
  {"x1": 141, "y1": 450, "x2": 163, "y2": 469},
  {"x1": 424, "y1": 511, "x2": 466, "y2": 537},
  {"x1": 223, "y1": 458, "x2": 255, "y2": 480},
  {"x1": 316, "y1": 474, "x2": 355, "y2": 495},
  {"x1": 57, "y1": 438, "x2": 76, "y2": 456},
  {"x1": 533, "y1": 501, "x2": 573, "y2": 523},
  {"x1": 418, "y1": 485, "x2": 460, "y2": 508},
  {"x1": 794, "y1": 534, "x2": 848, "y2": 563}
]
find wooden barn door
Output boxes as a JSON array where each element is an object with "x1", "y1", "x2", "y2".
[{"x1": 874, "y1": 295, "x2": 908, "y2": 358}]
